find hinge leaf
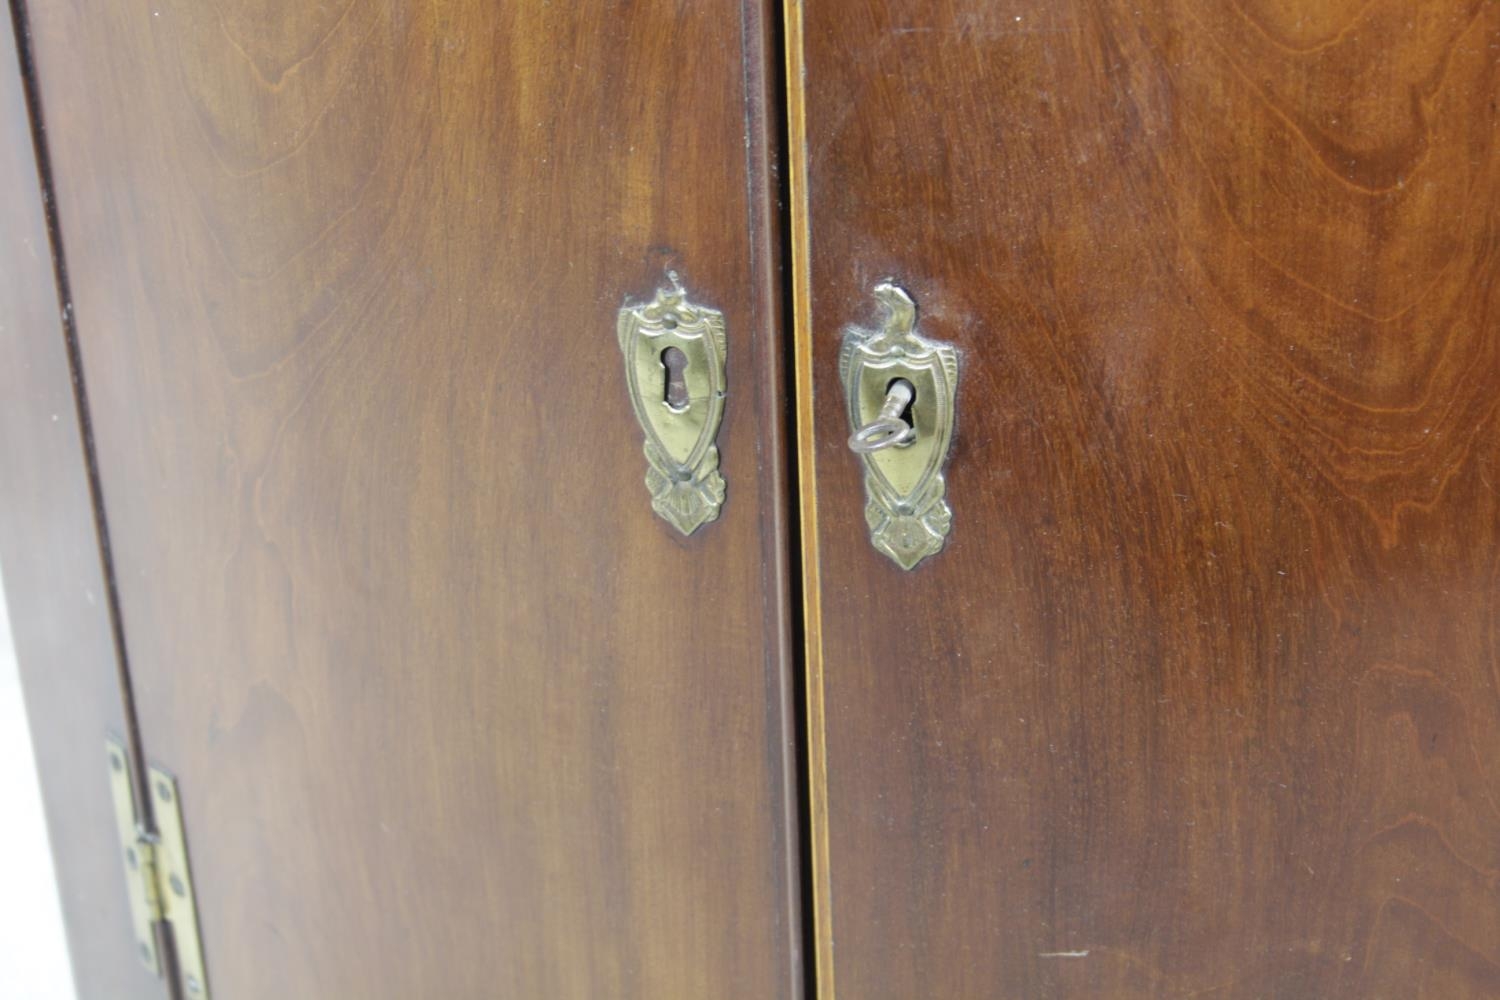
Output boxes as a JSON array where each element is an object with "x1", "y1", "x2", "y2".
[
  {"x1": 106, "y1": 738, "x2": 161, "y2": 975},
  {"x1": 147, "y1": 763, "x2": 211, "y2": 998}
]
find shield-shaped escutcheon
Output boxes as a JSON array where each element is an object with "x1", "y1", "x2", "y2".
[
  {"x1": 840, "y1": 283, "x2": 959, "y2": 569},
  {"x1": 617, "y1": 276, "x2": 727, "y2": 535}
]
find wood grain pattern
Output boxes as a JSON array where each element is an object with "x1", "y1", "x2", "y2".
[
  {"x1": 794, "y1": 0, "x2": 1500, "y2": 996},
  {"x1": 23, "y1": 1, "x2": 801, "y2": 996},
  {"x1": 0, "y1": 10, "x2": 154, "y2": 999}
]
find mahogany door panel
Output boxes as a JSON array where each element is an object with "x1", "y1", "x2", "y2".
[
  {"x1": 0, "y1": 11, "x2": 155, "y2": 999},
  {"x1": 21, "y1": 1, "x2": 800, "y2": 997},
  {"x1": 789, "y1": 1, "x2": 1500, "y2": 997}
]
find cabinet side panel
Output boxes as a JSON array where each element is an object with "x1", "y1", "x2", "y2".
[{"x1": 0, "y1": 9, "x2": 155, "y2": 1000}]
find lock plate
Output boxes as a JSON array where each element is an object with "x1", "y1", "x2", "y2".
[
  {"x1": 841, "y1": 283, "x2": 958, "y2": 570},
  {"x1": 617, "y1": 274, "x2": 727, "y2": 535}
]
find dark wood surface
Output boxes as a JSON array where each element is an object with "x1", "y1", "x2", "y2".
[
  {"x1": 794, "y1": 0, "x2": 1500, "y2": 997},
  {"x1": 0, "y1": 10, "x2": 156, "y2": 999},
  {"x1": 23, "y1": 1, "x2": 801, "y2": 996}
]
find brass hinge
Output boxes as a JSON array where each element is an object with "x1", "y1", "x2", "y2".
[{"x1": 106, "y1": 738, "x2": 211, "y2": 999}]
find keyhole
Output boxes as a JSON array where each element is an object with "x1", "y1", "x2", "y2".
[{"x1": 662, "y1": 347, "x2": 690, "y2": 412}]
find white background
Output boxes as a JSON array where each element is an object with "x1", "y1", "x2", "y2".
[{"x1": 0, "y1": 567, "x2": 78, "y2": 999}]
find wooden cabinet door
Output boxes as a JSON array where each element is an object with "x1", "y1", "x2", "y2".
[
  {"x1": 14, "y1": 2, "x2": 801, "y2": 997},
  {"x1": 788, "y1": 1, "x2": 1500, "y2": 997}
]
